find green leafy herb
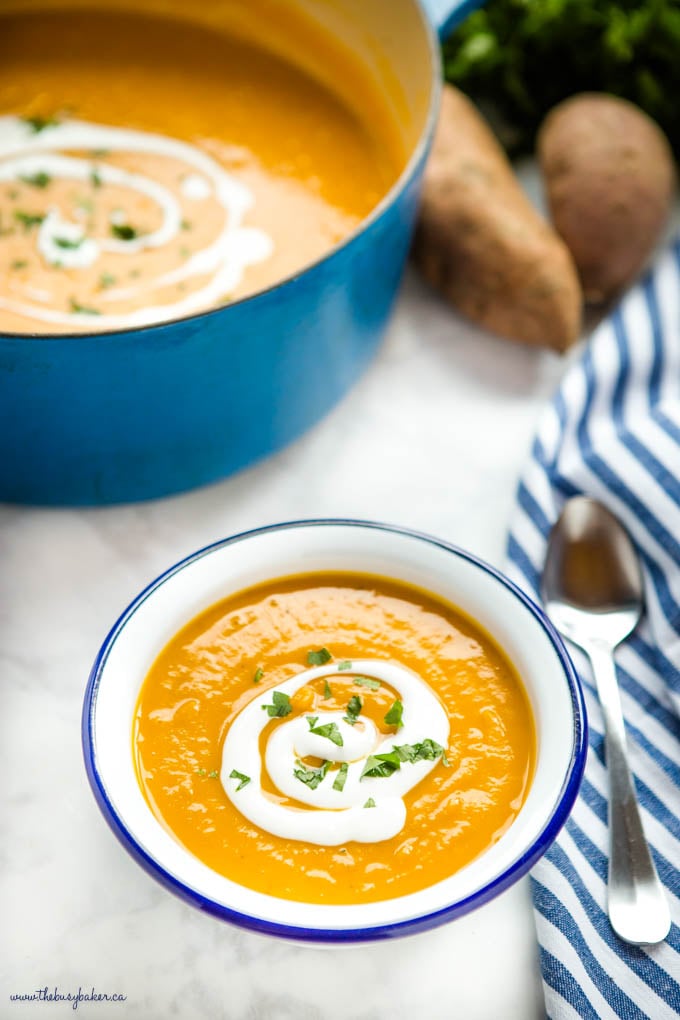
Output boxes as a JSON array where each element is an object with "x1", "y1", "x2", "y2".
[
  {"x1": 181, "y1": 218, "x2": 192, "y2": 231},
  {"x1": 309, "y1": 721, "x2": 343, "y2": 747},
  {"x1": 343, "y1": 695, "x2": 362, "y2": 726},
  {"x1": 364, "y1": 798, "x2": 376, "y2": 808},
  {"x1": 261, "y1": 690, "x2": 292, "y2": 718},
  {"x1": 353, "y1": 676, "x2": 380, "y2": 691},
  {"x1": 208, "y1": 770, "x2": 219, "y2": 779},
  {"x1": 54, "y1": 236, "x2": 84, "y2": 250},
  {"x1": 293, "y1": 760, "x2": 330, "y2": 790},
  {"x1": 361, "y1": 751, "x2": 401, "y2": 780},
  {"x1": 20, "y1": 171, "x2": 51, "y2": 189},
  {"x1": 111, "y1": 223, "x2": 140, "y2": 241},
  {"x1": 69, "y1": 298, "x2": 101, "y2": 316},
  {"x1": 306, "y1": 715, "x2": 319, "y2": 730},
  {"x1": 91, "y1": 168, "x2": 103, "y2": 189},
  {"x1": 307, "y1": 647, "x2": 332, "y2": 666},
  {"x1": 394, "y1": 739, "x2": 446, "y2": 764},
  {"x1": 332, "y1": 762, "x2": 349, "y2": 792},
  {"x1": 384, "y1": 699, "x2": 404, "y2": 729},
  {"x1": 443, "y1": 0, "x2": 680, "y2": 157},
  {"x1": 229, "y1": 769, "x2": 251, "y2": 791},
  {"x1": 323, "y1": 679, "x2": 332, "y2": 700},
  {"x1": 99, "y1": 272, "x2": 117, "y2": 290},
  {"x1": 195, "y1": 767, "x2": 207, "y2": 776},
  {"x1": 10, "y1": 259, "x2": 28, "y2": 270},
  {"x1": 22, "y1": 114, "x2": 60, "y2": 134},
  {"x1": 337, "y1": 660, "x2": 352, "y2": 671},
  {"x1": 253, "y1": 667, "x2": 264, "y2": 684},
  {"x1": 14, "y1": 210, "x2": 45, "y2": 231}
]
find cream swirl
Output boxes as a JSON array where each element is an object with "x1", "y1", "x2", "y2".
[
  {"x1": 0, "y1": 115, "x2": 273, "y2": 329},
  {"x1": 220, "y1": 659, "x2": 450, "y2": 845}
]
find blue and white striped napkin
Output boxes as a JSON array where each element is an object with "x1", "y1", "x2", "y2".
[{"x1": 507, "y1": 241, "x2": 680, "y2": 1019}]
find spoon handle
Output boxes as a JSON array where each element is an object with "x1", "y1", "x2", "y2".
[{"x1": 588, "y1": 644, "x2": 671, "y2": 945}]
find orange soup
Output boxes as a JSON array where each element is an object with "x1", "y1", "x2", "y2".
[
  {"x1": 0, "y1": 7, "x2": 402, "y2": 333},
  {"x1": 134, "y1": 574, "x2": 535, "y2": 905}
]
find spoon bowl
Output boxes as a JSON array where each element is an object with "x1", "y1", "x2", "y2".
[{"x1": 542, "y1": 496, "x2": 671, "y2": 946}]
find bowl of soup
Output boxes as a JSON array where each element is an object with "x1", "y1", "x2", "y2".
[
  {"x1": 83, "y1": 520, "x2": 587, "y2": 941},
  {"x1": 0, "y1": 0, "x2": 480, "y2": 504}
]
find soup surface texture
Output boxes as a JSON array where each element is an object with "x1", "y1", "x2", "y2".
[
  {"x1": 0, "y1": 9, "x2": 401, "y2": 334},
  {"x1": 134, "y1": 574, "x2": 535, "y2": 905}
]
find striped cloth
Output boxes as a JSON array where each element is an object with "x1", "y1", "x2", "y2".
[{"x1": 506, "y1": 241, "x2": 680, "y2": 1020}]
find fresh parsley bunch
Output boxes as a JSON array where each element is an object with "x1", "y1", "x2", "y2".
[{"x1": 443, "y1": 0, "x2": 680, "y2": 153}]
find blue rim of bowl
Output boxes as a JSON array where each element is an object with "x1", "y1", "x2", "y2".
[{"x1": 82, "y1": 518, "x2": 587, "y2": 943}]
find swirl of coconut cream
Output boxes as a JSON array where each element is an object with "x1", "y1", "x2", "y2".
[
  {"x1": 0, "y1": 116, "x2": 273, "y2": 328},
  {"x1": 220, "y1": 659, "x2": 450, "y2": 846}
]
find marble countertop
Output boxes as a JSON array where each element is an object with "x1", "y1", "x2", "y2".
[{"x1": 1, "y1": 268, "x2": 566, "y2": 1019}]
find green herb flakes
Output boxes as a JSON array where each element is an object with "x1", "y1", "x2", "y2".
[
  {"x1": 10, "y1": 259, "x2": 28, "y2": 271},
  {"x1": 361, "y1": 752, "x2": 401, "y2": 780},
  {"x1": 307, "y1": 647, "x2": 332, "y2": 666},
  {"x1": 306, "y1": 715, "x2": 319, "y2": 730},
  {"x1": 293, "y1": 760, "x2": 330, "y2": 790},
  {"x1": 54, "y1": 236, "x2": 84, "y2": 250},
  {"x1": 111, "y1": 223, "x2": 140, "y2": 241},
  {"x1": 333, "y1": 762, "x2": 349, "y2": 792},
  {"x1": 353, "y1": 676, "x2": 380, "y2": 691},
  {"x1": 309, "y1": 721, "x2": 343, "y2": 747},
  {"x1": 343, "y1": 695, "x2": 362, "y2": 726},
  {"x1": 323, "y1": 679, "x2": 332, "y2": 700},
  {"x1": 337, "y1": 660, "x2": 352, "y2": 671},
  {"x1": 69, "y1": 298, "x2": 101, "y2": 316},
  {"x1": 208, "y1": 770, "x2": 219, "y2": 779},
  {"x1": 364, "y1": 798, "x2": 376, "y2": 808},
  {"x1": 22, "y1": 114, "x2": 60, "y2": 134},
  {"x1": 261, "y1": 690, "x2": 292, "y2": 718},
  {"x1": 19, "y1": 171, "x2": 51, "y2": 189},
  {"x1": 99, "y1": 272, "x2": 117, "y2": 290},
  {"x1": 253, "y1": 667, "x2": 264, "y2": 684},
  {"x1": 384, "y1": 699, "x2": 404, "y2": 729},
  {"x1": 229, "y1": 769, "x2": 251, "y2": 791},
  {"x1": 14, "y1": 210, "x2": 45, "y2": 231}
]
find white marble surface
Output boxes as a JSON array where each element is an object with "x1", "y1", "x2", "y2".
[{"x1": 0, "y1": 268, "x2": 566, "y2": 1019}]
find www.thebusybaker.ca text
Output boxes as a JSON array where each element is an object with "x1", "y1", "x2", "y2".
[{"x1": 9, "y1": 986, "x2": 127, "y2": 1010}]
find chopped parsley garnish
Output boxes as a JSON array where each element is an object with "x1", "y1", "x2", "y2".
[
  {"x1": 353, "y1": 676, "x2": 380, "y2": 691},
  {"x1": 337, "y1": 660, "x2": 352, "y2": 671},
  {"x1": 361, "y1": 751, "x2": 401, "y2": 780},
  {"x1": 323, "y1": 679, "x2": 332, "y2": 700},
  {"x1": 293, "y1": 760, "x2": 330, "y2": 790},
  {"x1": 309, "y1": 721, "x2": 343, "y2": 747},
  {"x1": 261, "y1": 690, "x2": 292, "y2": 717},
  {"x1": 91, "y1": 168, "x2": 103, "y2": 189},
  {"x1": 99, "y1": 272, "x2": 117, "y2": 290},
  {"x1": 194, "y1": 768, "x2": 207, "y2": 776},
  {"x1": 22, "y1": 114, "x2": 60, "y2": 134},
  {"x1": 307, "y1": 647, "x2": 332, "y2": 666},
  {"x1": 54, "y1": 236, "x2": 84, "y2": 250},
  {"x1": 229, "y1": 769, "x2": 251, "y2": 791},
  {"x1": 364, "y1": 798, "x2": 376, "y2": 808},
  {"x1": 384, "y1": 699, "x2": 404, "y2": 729},
  {"x1": 332, "y1": 762, "x2": 349, "y2": 792},
  {"x1": 14, "y1": 210, "x2": 45, "y2": 231},
  {"x1": 394, "y1": 739, "x2": 447, "y2": 764},
  {"x1": 111, "y1": 223, "x2": 140, "y2": 241},
  {"x1": 306, "y1": 715, "x2": 319, "y2": 730},
  {"x1": 208, "y1": 770, "x2": 219, "y2": 779},
  {"x1": 10, "y1": 259, "x2": 28, "y2": 270},
  {"x1": 343, "y1": 695, "x2": 362, "y2": 726},
  {"x1": 20, "y1": 171, "x2": 51, "y2": 189},
  {"x1": 69, "y1": 298, "x2": 101, "y2": 316},
  {"x1": 181, "y1": 218, "x2": 192, "y2": 231},
  {"x1": 253, "y1": 667, "x2": 264, "y2": 684}
]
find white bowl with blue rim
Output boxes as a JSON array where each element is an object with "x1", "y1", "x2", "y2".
[{"x1": 82, "y1": 520, "x2": 587, "y2": 942}]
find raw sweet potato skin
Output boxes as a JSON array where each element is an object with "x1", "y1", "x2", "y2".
[
  {"x1": 413, "y1": 85, "x2": 581, "y2": 352},
  {"x1": 539, "y1": 93, "x2": 676, "y2": 304}
]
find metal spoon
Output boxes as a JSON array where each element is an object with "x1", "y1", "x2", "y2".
[{"x1": 542, "y1": 496, "x2": 671, "y2": 945}]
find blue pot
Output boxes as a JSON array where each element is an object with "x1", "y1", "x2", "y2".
[{"x1": 0, "y1": 0, "x2": 480, "y2": 505}]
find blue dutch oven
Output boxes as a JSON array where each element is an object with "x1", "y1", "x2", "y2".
[{"x1": 0, "y1": 0, "x2": 481, "y2": 505}]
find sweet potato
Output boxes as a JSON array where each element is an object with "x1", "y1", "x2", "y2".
[
  {"x1": 413, "y1": 85, "x2": 581, "y2": 352},
  {"x1": 539, "y1": 93, "x2": 676, "y2": 304}
]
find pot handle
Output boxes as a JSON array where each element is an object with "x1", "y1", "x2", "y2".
[{"x1": 421, "y1": 0, "x2": 484, "y2": 40}]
